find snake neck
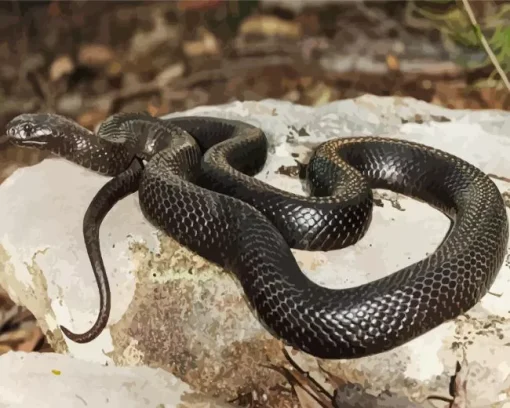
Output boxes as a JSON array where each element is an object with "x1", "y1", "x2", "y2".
[
  {"x1": 57, "y1": 127, "x2": 136, "y2": 176},
  {"x1": 64, "y1": 112, "x2": 190, "y2": 175}
]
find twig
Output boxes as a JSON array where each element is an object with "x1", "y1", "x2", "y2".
[
  {"x1": 460, "y1": 0, "x2": 510, "y2": 91},
  {"x1": 176, "y1": 55, "x2": 294, "y2": 89},
  {"x1": 102, "y1": 55, "x2": 294, "y2": 113}
]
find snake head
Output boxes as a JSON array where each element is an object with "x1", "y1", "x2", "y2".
[{"x1": 5, "y1": 113, "x2": 62, "y2": 149}]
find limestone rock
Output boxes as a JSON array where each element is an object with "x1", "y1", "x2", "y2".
[
  {"x1": 1, "y1": 96, "x2": 510, "y2": 406},
  {"x1": 0, "y1": 351, "x2": 232, "y2": 407}
]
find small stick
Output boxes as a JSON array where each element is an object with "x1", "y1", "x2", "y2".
[{"x1": 460, "y1": 0, "x2": 510, "y2": 91}]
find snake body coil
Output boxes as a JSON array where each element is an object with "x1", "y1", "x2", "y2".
[{"x1": 5, "y1": 111, "x2": 509, "y2": 359}]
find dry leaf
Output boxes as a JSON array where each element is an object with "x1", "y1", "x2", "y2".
[
  {"x1": 386, "y1": 54, "x2": 400, "y2": 71},
  {"x1": 240, "y1": 15, "x2": 302, "y2": 39},
  {"x1": 146, "y1": 103, "x2": 161, "y2": 117},
  {"x1": 16, "y1": 326, "x2": 44, "y2": 352},
  {"x1": 306, "y1": 82, "x2": 333, "y2": 107},
  {"x1": 183, "y1": 29, "x2": 220, "y2": 58},
  {"x1": 49, "y1": 55, "x2": 75, "y2": 82},
  {"x1": 78, "y1": 44, "x2": 116, "y2": 68},
  {"x1": 47, "y1": 1, "x2": 62, "y2": 17},
  {"x1": 177, "y1": 0, "x2": 222, "y2": 10},
  {"x1": 106, "y1": 61, "x2": 123, "y2": 77},
  {"x1": 295, "y1": 384, "x2": 326, "y2": 408},
  {"x1": 155, "y1": 62, "x2": 185, "y2": 87},
  {"x1": 77, "y1": 109, "x2": 109, "y2": 130},
  {"x1": 0, "y1": 328, "x2": 30, "y2": 343}
]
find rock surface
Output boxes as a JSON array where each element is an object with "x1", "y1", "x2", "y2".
[
  {"x1": 0, "y1": 351, "x2": 232, "y2": 407},
  {"x1": 1, "y1": 96, "x2": 510, "y2": 406}
]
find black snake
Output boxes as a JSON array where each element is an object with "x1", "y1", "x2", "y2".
[{"x1": 5, "y1": 111, "x2": 509, "y2": 359}]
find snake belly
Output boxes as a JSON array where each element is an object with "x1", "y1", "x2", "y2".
[{"x1": 5, "y1": 112, "x2": 509, "y2": 359}]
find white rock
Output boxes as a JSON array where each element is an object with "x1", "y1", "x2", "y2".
[
  {"x1": 0, "y1": 351, "x2": 231, "y2": 408},
  {"x1": 1, "y1": 95, "x2": 510, "y2": 406}
]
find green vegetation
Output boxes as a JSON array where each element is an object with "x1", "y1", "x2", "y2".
[{"x1": 409, "y1": 0, "x2": 510, "y2": 89}]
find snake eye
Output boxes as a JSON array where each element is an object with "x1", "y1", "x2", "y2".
[{"x1": 22, "y1": 123, "x2": 33, "y2": 138}]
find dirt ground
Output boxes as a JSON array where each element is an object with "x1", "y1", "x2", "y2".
[{"x1": 0, "y1": 1, "x2": 508, "y2": 406}]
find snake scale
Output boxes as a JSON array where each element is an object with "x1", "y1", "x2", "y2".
[{"x1": 5, "y1": 111, "x2": 509, "y2": 359}]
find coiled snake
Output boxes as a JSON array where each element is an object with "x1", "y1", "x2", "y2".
[{"x1": 5, "y1": 111, "x2": 509, "y2": 359}]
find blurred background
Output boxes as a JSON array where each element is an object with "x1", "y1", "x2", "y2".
[{"x1": 0, "y1": 0, "x2": 508, "y2": 379}]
